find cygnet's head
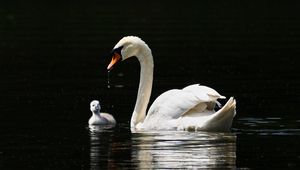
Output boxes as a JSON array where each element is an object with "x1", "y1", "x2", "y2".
[
  {"x1": 107, "y1": 36, "x2": 150, "y2": 70},
  {"x1": 90, "y1": 100, "x2": 101, "y2": 113}
]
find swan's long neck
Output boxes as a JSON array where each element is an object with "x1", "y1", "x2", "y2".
[{"x1": 131, "y1": 47, "x2": 153, "y2": 128}]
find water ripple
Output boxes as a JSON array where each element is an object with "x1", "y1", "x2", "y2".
[
  {"x1": 130, "y1": 131, "x2": 236, "y2": 169},
  {"x1": 233, "y1": 117, "x2": 300, "y2": 136}
]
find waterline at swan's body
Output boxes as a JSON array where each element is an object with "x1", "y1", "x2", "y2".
[{"x1": 107, "y1": 36, "x2": 236, "y2": 132}]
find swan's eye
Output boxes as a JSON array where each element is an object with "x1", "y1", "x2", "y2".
[{"x1": 111, "y1": 46, "x2": 123, "y2": 56}]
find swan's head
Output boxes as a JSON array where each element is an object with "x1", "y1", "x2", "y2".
[
  {"x1": 107, "y1": 36, "x2": 150, "y2": 70},
  {"x1": 90, "y1": 100, "x2": 101, "y2": 113}
]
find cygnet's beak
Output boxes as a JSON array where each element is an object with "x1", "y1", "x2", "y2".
[
  {"x1": 107, "y1": 53, "x2": 121, "y2": 70},
  {"x1": 91, "y1": 107, "x2": 100, "y2": 112}
]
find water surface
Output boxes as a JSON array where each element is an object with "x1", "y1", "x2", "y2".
[{"x1": 1, "y1": 118, "x2": 299, "y2": 169}]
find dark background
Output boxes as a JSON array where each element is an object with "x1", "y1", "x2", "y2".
[
  {"x1": 1, "y1": 2, "x2": 300, "y2": 124},
  {"x1": 1, "y1": 1, "x2": 299, "y2": 125},
  {"x1": 1, "y1": 1, "x2": 300, "y2": 169}
]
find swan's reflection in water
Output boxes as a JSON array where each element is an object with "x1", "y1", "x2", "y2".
[
  {"x1": 131, "y1": 131, "x2": 236, "y2": 169},
  {"x1": 89, "y1": 126, "x2": 236, "y2": 169}
]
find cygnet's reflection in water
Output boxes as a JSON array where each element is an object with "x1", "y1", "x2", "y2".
[
  {"x1": 88, "y1": 125, "x2": 116, "y2": 170},
  {"x1": 131, "y1": 131, "x2": 236, "y2": 169},
  {"x1": 88, "y1": 124, "x2": 115, "y2": 133}
]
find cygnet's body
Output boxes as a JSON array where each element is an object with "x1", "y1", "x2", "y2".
[{"x1": 89, "y1": 100, "x2": 116, "y2": 125}]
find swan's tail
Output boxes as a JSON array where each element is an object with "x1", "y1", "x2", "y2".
[{"x1": 201, "y1": 97, "x2": 236, "y2": 132}]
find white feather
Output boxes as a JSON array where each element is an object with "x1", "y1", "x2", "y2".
[{"x1": 89, "y1": 100, "x2": 116, "y2": 125}]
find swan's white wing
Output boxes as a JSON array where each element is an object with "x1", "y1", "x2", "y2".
[
  {"x1": 183, "y1": 84, "x2": 226, "y2": 100},
  {"x1": 144, "y1": 84, "x2": 224, "y2": 123},
  {"x1": 146, "y1": 90, "x2": 202, "y2": 119}
]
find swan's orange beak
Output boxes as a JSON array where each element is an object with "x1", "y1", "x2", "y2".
[{"x1": 107, "y1": 53, "x2": 121, "y2": 70}]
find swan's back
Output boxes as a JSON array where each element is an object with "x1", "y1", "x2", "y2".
[
  {"x1": 177, "y1": 97, "x2": 236, "y2": 131},
  {"x1": 141, "y1": 84, "x2": 236, "y2": 131}
]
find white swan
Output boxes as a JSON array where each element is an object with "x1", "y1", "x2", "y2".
[
  {"x1": 107, "y1": 36, "x2": 236, "y2": 132},
  {"x1": 88, "y1": 100, "x2": 116, "y2": 125}
]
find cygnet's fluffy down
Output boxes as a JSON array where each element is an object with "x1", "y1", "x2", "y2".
[{"x1": 89, "y1": 100, "x2": 116, "y2": 125}]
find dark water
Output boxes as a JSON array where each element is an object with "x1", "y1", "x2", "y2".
[
  {"x1": 1, "y1": 119, "x2": 299, "y2": 169},
  {"x1": 1, "y1": 1, "x2": 300, "y2": 169}
]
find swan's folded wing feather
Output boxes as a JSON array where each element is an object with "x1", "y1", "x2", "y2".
[
  {"x1": 146, "y1": 88, "x2": 213, "y2": 121},
  {"x1": 146, "y1": 90, "x2": 198, "y2": 120},
  {"x1": 146, "y1": 84, "x2": 227, "y2": 123},
  {"x1": 183, "y1": 84, "x2": 226, "y2": 100}
]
